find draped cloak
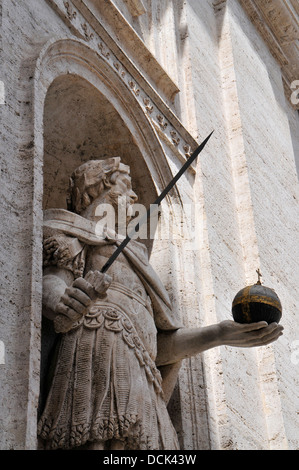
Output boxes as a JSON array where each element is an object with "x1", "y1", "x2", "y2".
[{"x1": 38, "y1": 209, "x2": 183, "y2": 450}]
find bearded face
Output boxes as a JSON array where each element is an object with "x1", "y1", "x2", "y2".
[
  {"x1": 105, "y1": 172, "x2": 138, "y2": 230},
  {"x1": 68, "y1": 159, "x2": 138, "y2": 226}
]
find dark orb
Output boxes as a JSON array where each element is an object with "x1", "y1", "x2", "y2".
[{"x1": 232, "y1": 283, "x2": 282, "y2": 324}]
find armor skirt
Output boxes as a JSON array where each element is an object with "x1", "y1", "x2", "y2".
[{"x1": 38, "y1": 301, "x2": 179, "y2": 450}]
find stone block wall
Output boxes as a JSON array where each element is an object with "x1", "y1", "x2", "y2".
[
  {"x1": 0, "y1": 0, "x2": 72, "y2": 449},
  {"x1": 0, "y1": 0, "x2": 298, "y2": 450}
]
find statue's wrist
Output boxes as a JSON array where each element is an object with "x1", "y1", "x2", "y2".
[{"x1": 53, "y1": 313, "x2": 74, "y2": 333}]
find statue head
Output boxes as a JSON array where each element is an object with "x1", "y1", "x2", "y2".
[{"x1": 67, "y1": 157, "x2": 137, "y2": 215}]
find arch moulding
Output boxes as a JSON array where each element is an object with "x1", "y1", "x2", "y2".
[
  {"x1": 28, "y1": 36, "x2": 201, "y2": 449},
  {"x1": 33, "y1": 37, "x2": 180, "y2": 196}
]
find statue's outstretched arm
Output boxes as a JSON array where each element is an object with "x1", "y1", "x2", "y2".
[{"x1": 156, "y1": 320, "x2": 283, "y2": 366}]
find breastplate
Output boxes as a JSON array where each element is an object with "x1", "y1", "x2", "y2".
[{"x1": 83, "y1": 245, "x2": 158, "y2": 359}]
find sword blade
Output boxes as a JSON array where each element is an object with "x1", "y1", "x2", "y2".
[{"x1": 101, "y1": 130, "x2": 214, "y2": 273}]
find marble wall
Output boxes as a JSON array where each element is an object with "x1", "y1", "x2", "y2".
[{"x1": 0, "y1": 0, "x2": 298, "y2": 450}]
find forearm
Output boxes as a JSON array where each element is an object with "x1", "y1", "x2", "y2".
[
  {"x1": 42, "y1": 274, "x2": 68, "y2": 320},
  {"x1": 42, "y1": 267, "x2": 74, "y2": 320},
  {"x1": 156, "y1": 320, "x2": 284, "y2": 366},
  {"x1": 156, "y1": 325, "x2": 221, "y2": 366}
]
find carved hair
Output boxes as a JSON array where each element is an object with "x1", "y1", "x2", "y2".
[{"x1": 67, "y1": 157, "x2": 130, "y2": 214}]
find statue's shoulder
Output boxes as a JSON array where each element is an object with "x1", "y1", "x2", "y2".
[
  {"x1": 43, "y1": 208, "x2": 110, "y2": 245},
  {"x1": 43, "y1": 209, "x2": 89, "y2": 277}
]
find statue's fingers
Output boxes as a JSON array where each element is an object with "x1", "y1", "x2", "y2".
[
  {"x1": 55, "y1": 302, "x2": 82, "y2": 322},
  {"x1": 60, "y1": 294, "x2": 86, "y2": 315},
  {"x1": 238, "y1": 321, "x2": 269, "y2": 331},
  {"x1": 73, "y1": 277, "x2": 96, "y2": 299},
  {"x1": 65, "y1": 287, "x2": 92, "y2": 307},
  {"x1": 250, "y1": 328, "x2": 283, "y2": 347},
  {"x1": 243, "y1": 323, "x2": 283, "y2": 345}
]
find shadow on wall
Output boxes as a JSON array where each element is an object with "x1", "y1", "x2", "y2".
[{"x1": 43, "y1": 73, "x2": 157, "y2": 251}]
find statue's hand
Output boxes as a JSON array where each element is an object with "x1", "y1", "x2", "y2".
[
  {"x1": 53, "y1": 272, "x2": 112, "y2": 333},
  {"x1": 54, "y1": 277, "x2": 95, "y2": 333},
  {"x1": 218, "y1": 320, "x2": 283, "y2": 348},
  {"x1": 84, "y1": 270, "x2": 112, "y2": 297}
]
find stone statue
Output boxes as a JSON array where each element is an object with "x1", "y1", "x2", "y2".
[{"x1": 38, "y1": 157, "x2": 283, "y2": 450}]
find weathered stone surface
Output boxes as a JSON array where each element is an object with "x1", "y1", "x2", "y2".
[{"x1": 0, "y1": 0, "x2": 298, "y2": 450}]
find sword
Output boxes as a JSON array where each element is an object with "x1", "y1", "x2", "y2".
[{"x1": 100, "y1": 130, "x2": 214, "y2": 273}]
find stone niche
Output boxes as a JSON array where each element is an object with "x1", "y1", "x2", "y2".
[
  {"x1": 35, "y1": 33, "x2": 195, "y2": 447},
  {"x1": 43, "y1": 73, "x2": 157, "y2": 248},
  {"x1": 39, "y1": 71, "x2": 162, "y2": 420}
]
